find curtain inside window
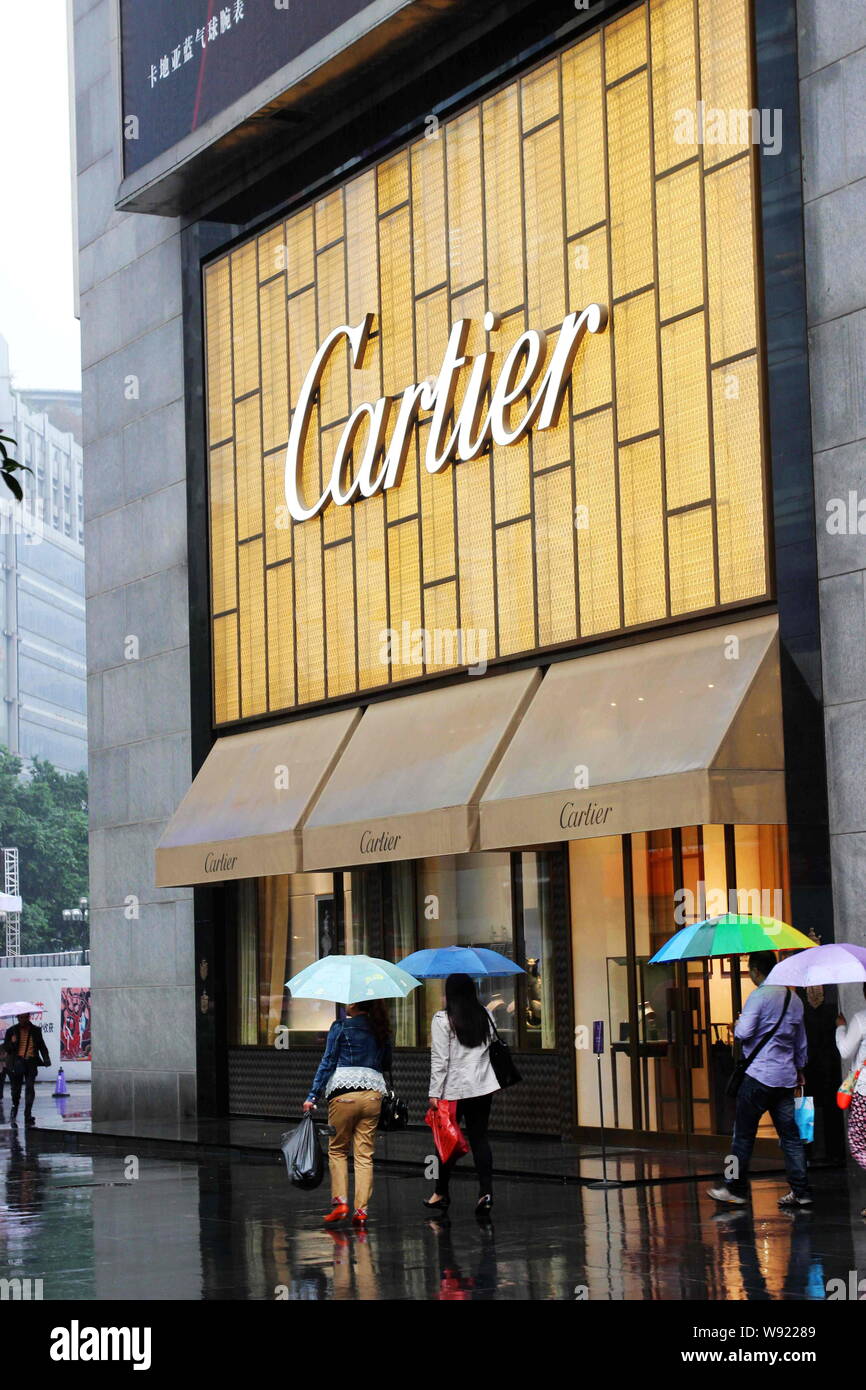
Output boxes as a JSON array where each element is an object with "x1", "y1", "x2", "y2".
[
  {"x1": 387, "y1": 862, "x2": 417, "y2": 1046},
  {"x1": 235, "y1": 879, "x2": 258, "y2": 1045},
  {"x1": 521, "y1": 852, "x2": 556, "y2": 1049},
  {"x1": 345, "y1": 870, "x2": 372, "y2": 955},
  {"x1": 259, "y1": 876, "x2": 290, "y2": 1046}
]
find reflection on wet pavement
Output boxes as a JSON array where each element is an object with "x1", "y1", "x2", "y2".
[{"x1": 2, "y1": 1110, "x2": 866, "y2": 1299}]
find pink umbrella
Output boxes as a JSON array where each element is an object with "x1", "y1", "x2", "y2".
[{"x1": 765, "y1": 943, "x2": 866, "y2": 987}]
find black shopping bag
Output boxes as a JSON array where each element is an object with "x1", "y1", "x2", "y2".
[{"x1": 280, "y1": 1112, "x2": 325, "y2": 1189}]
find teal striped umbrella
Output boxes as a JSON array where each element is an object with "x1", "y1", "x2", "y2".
[{"x1": 648, "y1": 914, "x2": 815, "y2": 964}]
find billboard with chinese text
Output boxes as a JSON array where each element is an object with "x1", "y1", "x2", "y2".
[
  {"x1": 0, "y1": 965, "x2": 91, "y2": 1081},
  {"x1": 120, "y1": 0, "x2": 396, "y2": 177}
]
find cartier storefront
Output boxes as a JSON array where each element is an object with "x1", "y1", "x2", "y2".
[{"x1": 158, "y1": 0, "x2": 826, "y2": 1144}]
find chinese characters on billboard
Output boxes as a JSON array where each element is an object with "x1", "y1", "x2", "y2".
[{"x1": 120, "y1": 0, "x2": 386, "y2": 175}]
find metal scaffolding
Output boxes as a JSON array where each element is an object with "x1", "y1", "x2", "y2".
[{"x1": 2, "y1": 847, "x2": 20, "y2": 956}]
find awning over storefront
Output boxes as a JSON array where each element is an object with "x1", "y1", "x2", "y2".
[
  {"x1": 154, "y1": 708, "x2": 361, "y2": 887},
  {"x1": 479, "y1": 616, "x2": 785, "y2": 850},
  {"x1": 302, "y1": 668, "x2": 541, "y2": 870}
]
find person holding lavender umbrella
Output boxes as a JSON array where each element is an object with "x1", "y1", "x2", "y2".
[{"x1": 836, "y1": 984, "x2": 866, "y2": 1214}]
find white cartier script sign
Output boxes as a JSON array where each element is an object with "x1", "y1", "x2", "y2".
[{"x1": 284, "y1": 302, "x2": 608, "y2": 523}]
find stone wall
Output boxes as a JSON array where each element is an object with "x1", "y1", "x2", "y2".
[
  {"x1": 800, "y1": 0, "x2": 866, "y2": 982},
  {"x1": 73, "y1": 0, "x2": 196, "y2": 1123}
]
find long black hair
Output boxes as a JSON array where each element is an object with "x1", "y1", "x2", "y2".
[
  {"x1": 354, "y1": 999, "x2": 391, "y2": 1045},
  {"x1": 445, "y1": 973, "x2": 492, "y2": 1048}
]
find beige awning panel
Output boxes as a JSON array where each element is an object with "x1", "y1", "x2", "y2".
[
  {"x1": 155, "y1": 708, "x2": 361, "y2": 887},
  {"x1": 479, "y1": 616, "x2": 785, "y2": 850},
  {"x1": 302, "y1": 668, "x2": 541, "y2": 870}
]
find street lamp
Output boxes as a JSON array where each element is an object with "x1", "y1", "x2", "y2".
[{"x1": 61, "y1": 897, "x2": 89, "y2": 924}]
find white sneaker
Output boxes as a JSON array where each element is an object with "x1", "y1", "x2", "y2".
[{"x1": 707, "y1": 1185, "x2": 747, "y2": 1205}]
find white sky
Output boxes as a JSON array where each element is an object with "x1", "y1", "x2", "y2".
[{"x1": 0, "y1": 1, "x2": 81, "y2": 392}]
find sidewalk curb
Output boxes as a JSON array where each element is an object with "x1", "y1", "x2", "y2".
[{"x1": 28, "y1": 1123, "x2": 791, "y2": 1189}]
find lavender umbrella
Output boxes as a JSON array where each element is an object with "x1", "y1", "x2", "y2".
[
  {"x1": 0, "y1": 1001, "x2": 42, "y2": 1018},
  {"x1": 764, "y1": 943, "x2": 866, "y2": 987}
]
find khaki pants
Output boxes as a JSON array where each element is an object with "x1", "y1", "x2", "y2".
[{"x1": 327, "y1": 1090, "x2": 382, "y2": 1210}]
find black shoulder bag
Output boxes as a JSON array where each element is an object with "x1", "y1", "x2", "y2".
[
  {"x1": 725, "y1": 991, "x2": 790, "y2": 1099},
  {"x1": 488, "y1": 1018, "x2": 522, "y2": 1090},
  {"x1": 378, "y1": 1072, "x2": 409, "y2": 1131}
]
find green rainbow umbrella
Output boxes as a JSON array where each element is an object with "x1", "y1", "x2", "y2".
[{"x1": 648, "y1": 914, "x2": 815, "y2": 964}]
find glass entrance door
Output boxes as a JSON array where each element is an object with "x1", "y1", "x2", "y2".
[
  {"x1": 570, "y1": 823, "x2": 791, "y2": 1142},
  {"x1": 632, "y1": 824, "x2": 787, "y2": 1138}
]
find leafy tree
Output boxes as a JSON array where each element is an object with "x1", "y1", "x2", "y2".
[
  {"x1": 0, "y1": 748, "x2": 88, "y2": 953},
  {"x1": 0, "y1": 434, "x2": 32, "y2": 501}
]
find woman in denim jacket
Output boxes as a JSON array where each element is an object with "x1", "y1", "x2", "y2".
[{"x1": 303, "y1": 1000, "x2": 392, "y2": 1227}]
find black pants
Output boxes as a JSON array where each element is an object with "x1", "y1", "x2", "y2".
[
  {"x1": 435, "y1": 1094, "x2": 493, "y2": 1197},
  {"x1": 9, "y1": 1059, "x2": 37, "y2": 1117},
  {"x1": 812, "y1": 1086, "x2": 846, "y2": 1163}
]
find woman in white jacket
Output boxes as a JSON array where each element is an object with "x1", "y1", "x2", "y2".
[
  {"x1": 837, "y1": 984, "x2": 866, "y2": 1212},
  {"x1": 424, "y1": 973, "x2": 500, "y2": 1217}
]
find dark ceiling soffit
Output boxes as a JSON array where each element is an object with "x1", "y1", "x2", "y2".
[{"x1": 115, "y1": 0, "x2": 471, "y2": 217}]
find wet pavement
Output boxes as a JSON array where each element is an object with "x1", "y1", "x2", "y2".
[
  {"x1": 4, "y1": 1093, "x2": 866, "y2": 1300},
  {"x1": 32, "y1": 1082, "x2": 804, "y2": 1187}
]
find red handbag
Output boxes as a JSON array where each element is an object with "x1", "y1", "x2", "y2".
[
  {"x1": 425, "y1": 1099, "x2": 469, "y2": 1164},
  {"x1": 837, "y1": 1066, "x2": 862, "y2": 1110}
]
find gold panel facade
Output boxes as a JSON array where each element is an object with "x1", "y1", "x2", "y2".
[{"x1": 204, "y1": 0, "x2": 769, "y2": 725}]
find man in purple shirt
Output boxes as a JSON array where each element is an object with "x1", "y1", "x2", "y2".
[{"x1": 709, "y1": 951, "x2": 812, "y2": 1208}]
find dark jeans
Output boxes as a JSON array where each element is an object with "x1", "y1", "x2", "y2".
[
  {"x1": 9, "y1": 1059, "x2": 37, "y2": 1117},
  {"x1": 435, "y1": 1094, "x2": 493, "y2": 1197},
  {"x1": 729, "y1": 1074, "x2": 810, "y2": 1198}
]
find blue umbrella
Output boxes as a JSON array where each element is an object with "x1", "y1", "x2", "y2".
[
  {"x1": 286, "y1": 954, "x2": 421, "y2": 1003},
  {"x1": 396, "y1": 946, "x2": 525, "y2": 979}
]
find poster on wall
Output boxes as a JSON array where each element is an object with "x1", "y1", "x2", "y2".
[
  {"x1": 120, "y1": 0, "x2": 393, "y2": 177},
  {"x1": 60, "y1": 987, "x2": 92, "y2": 1062},
  {"x1": 0, "y1": 966, "x2": 91, "y2": 1081}
]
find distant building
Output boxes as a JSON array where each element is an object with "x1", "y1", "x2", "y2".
[
  {"x1": 16, "y1": 390, "x2": 82, "y2": 448},
  {"x1": 0, "y1": 335, "x2": 86, "y2": 774},
  {"x1": 0, "y1": 337, "x2": 84, "y2": 545}
]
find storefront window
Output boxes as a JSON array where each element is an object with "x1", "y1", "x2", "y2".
[
  {"x1": 571, "y1": 824, "x2": 792, "y2": 1138},
  {"x1": 229, "y1": 872, "x2": 340, "y2": 1046},
  {"x1": 632, "y1": 829, "x2": 678, "y2": 1132},
  {"x1": 268, "y1": 873, "x2": 336, "y2": 1042},
  {"x1": 234, "y1": 880, "x2": 257, "y2": 1046},
  {"x1": 258, "y1": 875, "x2": 291, "y2": 1044},
  {"x1": 416, "y1": 852, "x2": 518, "y2": 1047},
  {"x1": 680, "y1": 825, "x2": 728, "y2": 1136},
  {"x1": 517, "y1": 852, "x2": 556, "y2": 1050},
  {"x1": 230, "y1": 850, "x2": 559, "y2": 1052},
  {"x1": 569, "y1": 836, "x2": 628, "y2": 1129},
  {"x1": 344, "y1": 869, "x2": 374, "y2": 955},
  {"x1": 731, "y1": 824, "x2": 792, "y2": 1105},
  {"x1": 385, "y1": 862, "x2": 418, "y2": 1047},
  {"x1": 734, "y1": 824, "x2": 791, "y2": 939}
]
